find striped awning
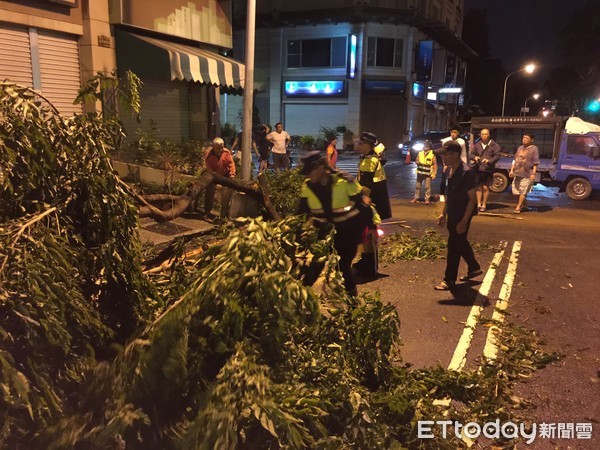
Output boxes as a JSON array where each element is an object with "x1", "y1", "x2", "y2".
[{"x1": 115, "y1": 30, "x2": 245, "y2": 90}]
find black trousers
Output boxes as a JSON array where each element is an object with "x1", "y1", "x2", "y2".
[
  {"x1": 334, "y1": 234, "x2": 359, "y2": 294},
  {"x1": 204, "y1": 183, "x2": 232, "y2": 217},
  {"x1": 445, "y1": 219, "x2": 479, "y2": 284},
  {"x1": 302, "y1": 223, "x2": 361, "y2": 295}
]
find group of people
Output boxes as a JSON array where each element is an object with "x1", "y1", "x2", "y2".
[
  {"x1": 203, "y1": 123, "x2": 540, "y2": 296},
  {"x1": 409, "y1": 126, "x2": 540, "y2": 290},
  {"x1": 410, "y1": 125, "x2": 540, "y2": 214},
  {"x1": 231, "y1": 122, "x2": 292, "y2": 171}
]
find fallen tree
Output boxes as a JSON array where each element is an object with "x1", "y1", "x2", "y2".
[{"x1": 128, "y1": 170, "x2": 281, "y2": 222}]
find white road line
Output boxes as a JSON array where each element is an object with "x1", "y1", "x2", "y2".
[
  {"x1": 434, "y1": 241, "x2": 507, "y2": 407},
  {"x1": 446, "y1": 241, "x2": 507, "y2": 372},
  {"x1": 483, "y1": 241, "x2": 522, "y2": 361}
]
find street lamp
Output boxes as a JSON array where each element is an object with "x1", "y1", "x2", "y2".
[
  {"x1": 522, "y1": 93, "x2": 540, "y2": 116},
  {"x1": 502, "y1": 63, "x2": 536, "y2": 116}
]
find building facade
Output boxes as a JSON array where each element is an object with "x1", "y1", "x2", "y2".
[
  {"x1": 0, "y1": 0, "x2": 108, "y2": 115},
  {"x1": 1, "y1": 0, "x2": 243, "y2": 142},
  {"x1": 223, "y1": 0, "x2": 474, "y2": 149},
  {"x1": 112, "y1": 0, "x2": 244, "y2": 142}
]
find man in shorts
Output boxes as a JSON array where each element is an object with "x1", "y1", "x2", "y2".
[
  {"x1": 509, "y1": 133, "x2": 540, "y2": 213},
  {"x1": 267, "y1": 122, "x2": 291, "y2": 170},
  {"x1": 469, "y1": 128, "x2": 501, "y2": 212},
  {"x1": 253, "y1": 124, "x2": 271, "y2": 172}
]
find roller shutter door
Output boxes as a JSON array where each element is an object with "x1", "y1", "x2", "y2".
[
  {"x1": 38, "y1": 30, "x2": 82, "y2": 115},
  {"x1": 361, "y1": 94, "x2": 405, "y2": 149},
  {"x1": 0, "y1": 25, "x2": 33, "y2": 87},
  {"x1": 121, "y1": 79, "x2": 191, "y2": 141},
  {"x1": 283, "y1": 104, "x2": 347, "y2": 138}
]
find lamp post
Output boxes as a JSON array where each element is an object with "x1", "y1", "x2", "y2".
[
  {"x1": 240, "y1": 0, "x2": 256, "y2": 181},
  {"x1": 502, "y1": 63, "x2": 536, "y2": 116},
  {"x1": 522, "y1": 93, "x2": 540, "y2": 116}
]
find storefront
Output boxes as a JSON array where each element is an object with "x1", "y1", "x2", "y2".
[
  {"x1": 110, "y1": 0, "x2": 244, "y2": 143},
  {"x1": 0, "y1": 1, "x2": 83, "y2": 116},
  {"x1": 115, "y1": 30, "x2": 244, "y2": 141}
]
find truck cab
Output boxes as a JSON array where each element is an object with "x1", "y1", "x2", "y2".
[{"x1": 552, "y1": 118, "x2": 600, "y2": 200}]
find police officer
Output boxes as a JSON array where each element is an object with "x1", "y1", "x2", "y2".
[
  {"x1": 296, "y1": 151, "x2": 378, "y2": 296},
  {"x1": 357, "y1": 131, "x2": 392, "y2": 220}
]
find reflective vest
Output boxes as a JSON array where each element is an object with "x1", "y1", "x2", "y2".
[
  {"x1": 358, "y1": 153, "x2": 386, "y2": 183},
  {"x1": 416, "y1": 150, "x2": 435, "y2": 176},
  {"x1": 300, "y1": 173, "x2": 362, "y2": 224},
  {"x1": 374, "y1": 142, "x2": 385, "y2": 157}
]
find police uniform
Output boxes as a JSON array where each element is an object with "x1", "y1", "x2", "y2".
[
  {"x1": 297, "y1": 152, "x2": 377, "y2": 295},
  {"x1": 357, "y1": 150, "x2": 392, "y2": 220}
]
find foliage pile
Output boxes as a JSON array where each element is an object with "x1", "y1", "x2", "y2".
[
  {"x1": 45, "y1": 216, "x2": 406, "y2": 448},
  {"x1": 265, "y1": 168, "x2": 306, "y2": 216},
  {"x1": 380, "y1": 229, "x2": 498, "y2": 264},
  {"x1": 380, "y1": 229, "x2": 448, "y2": 263},
  {"x1": 0, "y1": 82, "x2": 153, "y2": 446},
  {"x1": 40, "y1": 216, "x2": 559, "y2": 449}
]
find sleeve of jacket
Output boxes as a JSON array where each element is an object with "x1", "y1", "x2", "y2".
[
  {"x1": 227, "y1": 151, "x2": 236, "y2": 177},
  {"x1": 488, "y1": 142, "x2": 501, "y2": 165},
  {"x1": 469, "y1": 143, "x2": 479, "y2": 160}
]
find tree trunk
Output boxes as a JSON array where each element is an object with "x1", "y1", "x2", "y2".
[{"x1": 136, "y1": 170, "x2": 279, "y2": 222}]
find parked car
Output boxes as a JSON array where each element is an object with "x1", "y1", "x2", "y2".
[
  {"x1": 398, "y1": 131, "x2": 450, "y2": 161},
  {"x1": 399, "y1": 131, "x2": 471, "y2": 161}
]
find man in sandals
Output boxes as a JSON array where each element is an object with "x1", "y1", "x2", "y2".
[
  {"x1": 434, "y1": 141, "x2": 482, "y2": 291},
  {"x1": 469, "y1": 128, "x2": 501, "y2": 212},
  {"x1": 509, "y1": 133, "x2": 540, "y2": 213}
]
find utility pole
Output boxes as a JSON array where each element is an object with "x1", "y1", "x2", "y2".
[{"x1": 241, "y1": 0, "x2": 256, "y2": 181}]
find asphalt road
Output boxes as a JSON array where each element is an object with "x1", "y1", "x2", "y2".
[{"x1": 355, "y1": 152, "x2": 600, "y2": 448}]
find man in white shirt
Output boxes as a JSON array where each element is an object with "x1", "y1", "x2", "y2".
[
  {"x1": 439, "y1": 125, "x2": 467, "y2": 201},
  {"x1": 441, "y1": 125, "x2": 467, "y2": 164},
  {"x1": 267, "y1": 122, "x2": 291, "y2": 170}
]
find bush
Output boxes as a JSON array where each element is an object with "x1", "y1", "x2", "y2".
[
  {"x1": 265, "y1": 168, "x2": 306, "y2": 216},
  {"x1": 118, "y1": 131, "x2": 206, "y2": 175}
]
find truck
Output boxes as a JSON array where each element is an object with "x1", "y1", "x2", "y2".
[{"x1": 469, "y1": 116, "x2": 600, "y2": 200}]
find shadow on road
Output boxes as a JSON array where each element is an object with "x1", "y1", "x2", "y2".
[
  {"x1": 526, "y1": 205, "x2": 554, "y2": 213},
  {"x1": 437, "y1": 282, "x2": 489, "y2": 307}
]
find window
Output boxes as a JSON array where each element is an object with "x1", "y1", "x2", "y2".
[
  {"x1": 287, "y1": 37, "x2": 347, "y2": 68},
  {"x1": 366, "y1": 37, "x2": 403, "y2": 68},
  {"x1": 567, "y1": 136, "x2": 599, "y2": 156},
  {"x1": 488, "y1": 128, "x2": 555, "y2": 159}
]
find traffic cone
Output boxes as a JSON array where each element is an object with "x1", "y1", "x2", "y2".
[{"x1": 404, "y1": 150, "x2": 412, "y2": 164}]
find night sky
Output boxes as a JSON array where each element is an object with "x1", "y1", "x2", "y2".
[{"x1": 464, "y1": 0, "x2": 589, "y2": 77}]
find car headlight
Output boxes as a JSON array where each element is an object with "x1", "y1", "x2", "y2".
[{"x1": 412, "y1": 142, "x2": 424, "y2": 151}]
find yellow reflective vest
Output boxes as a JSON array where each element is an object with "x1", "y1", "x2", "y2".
[
  {"x1": 358, "y1": 154, "x2": 386, "y2": 184},
  {"x1": 416, "y1": 150, "x2": 436, "y2": 176},
  {"x1": 300, "y1": 173, "x2": 380, "y2": 225}
]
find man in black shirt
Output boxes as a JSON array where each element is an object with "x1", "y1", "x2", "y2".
[{"x1": 434, "y1": 141, "x2": 481, "y2": 290}]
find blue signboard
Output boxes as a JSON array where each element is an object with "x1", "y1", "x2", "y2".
[
  {"x1": 412, "y1": 83, "x2": 426, "y2": 100},
  {"x1": 363, "y1": 80, "x2": 405, "y2": 94},
  {"x1": 284, "y1": 80, "x2": 346, "y2": 97},
  {"x1": 416, "y1": 40, "x2": 433, "y2": 82}
]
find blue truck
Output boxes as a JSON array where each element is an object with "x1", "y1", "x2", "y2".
[{"x1": 469, "y1": 116, "x2": 600, "y2": 200}]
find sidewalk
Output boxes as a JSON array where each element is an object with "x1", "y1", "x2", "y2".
[{"x1": 139, "y1": 215, "x2": 215, "y2": 246}]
